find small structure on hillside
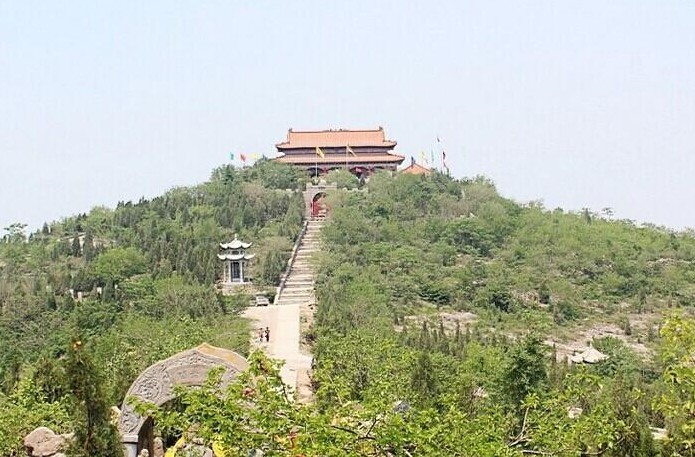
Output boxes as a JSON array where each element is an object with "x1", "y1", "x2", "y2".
[
  {"x1": 401, "y1": 157, "x2": 432, "y2": 176},
  {"x1": 218, "y1": 235, "x2": 255, "y2": 285},
  {"x1": 305, "y1": 182, "x2": 337, "y2": 219},
  {"x1": 569, "y1": 346, "x2": 609, "y2": 364}
]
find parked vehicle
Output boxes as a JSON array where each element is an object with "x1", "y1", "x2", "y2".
[{"x1": 255, "y1": 294, "x2": 270, "y2": 306}]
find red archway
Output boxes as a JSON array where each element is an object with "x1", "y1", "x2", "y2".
[{"x1": 310, "y1": 192, "x2": 328, "y2": 219}]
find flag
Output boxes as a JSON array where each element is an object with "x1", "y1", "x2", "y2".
[
  {"x1": 315, "y1": 147, "x2": 325, "y2": 158},
  {"x1": 442, "y1": 150, "x2": 450, "y2": 174},
  {"x1": 419, "y1": 151, "x2": 427, "y2": 165},
  {"x1": 346, "y1": 145, "x2": 357, "y2": 157},
  {"x1": 437, "y1": 136, "x2": 441, "y2": 143},
  {"x1": 240, "y1": 153, "x2": 247, "y2": 162},
  {"x1": 251, "y1": 153, "x2": 259, "y2": 161},
  {"x1": 229, "y1": 153, "x2": 235, "y2": 161}
]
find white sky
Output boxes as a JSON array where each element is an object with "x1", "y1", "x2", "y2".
[{"x1": 1, "y1": 1, "x2": 694, "y2": 232}]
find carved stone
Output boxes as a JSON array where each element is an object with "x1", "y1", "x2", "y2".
[
  {"x1": 118, "y1": 343, "x2": 249, "y2": 457},
  {"x1": 153, "y1": 438, "x2": 164, "y2": 457}
]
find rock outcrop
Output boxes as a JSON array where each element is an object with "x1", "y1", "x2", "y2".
[{"x1": 23, "y1": 427, "x2": 73, "y2": 457}]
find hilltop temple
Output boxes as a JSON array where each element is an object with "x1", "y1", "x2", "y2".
[{"x1": 272, "y1": 127, "x2": 405, "y2": 177}]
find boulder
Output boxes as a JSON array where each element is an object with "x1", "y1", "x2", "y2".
[{"x1": 23, "y1": 427, "x2": 72, "y2": 457}]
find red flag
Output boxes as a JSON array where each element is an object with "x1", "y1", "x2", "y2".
[{"x1": 240, "y1": 153, "x2": 247, "y2": 162}]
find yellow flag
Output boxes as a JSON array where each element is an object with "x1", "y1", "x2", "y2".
[
  {"x1": 251, "y1": 153, "x2": 259, "y2": 160},
  {"x1": 419, "y1": 150, "x2": 427, "y2": 164},
  {"x1": 346, "y1": 145, "x2": 357, "y2": 157},
  {"x1": 315, "y1": 146, "x2": 325, "y2": 158}
]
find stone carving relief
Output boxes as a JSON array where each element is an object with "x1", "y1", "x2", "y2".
[{"x1": 118, "y1": 344, "x2": 247, "y2": 436}]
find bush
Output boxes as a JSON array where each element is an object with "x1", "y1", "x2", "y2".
[{"x1": 325, "y1": 169, "x2": 359, "y2": 189}]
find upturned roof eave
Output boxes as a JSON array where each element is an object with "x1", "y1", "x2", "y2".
[
  {"x1": 276, "y1": 141, "x2": 398, "y2": 150},
  {"x1": 219, "y1": 241, "x2": 252, "y2": 250}
]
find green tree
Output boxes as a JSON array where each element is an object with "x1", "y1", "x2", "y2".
[
  {"x1": 410, "y1": 351, "x2": 438, "y2": 408},
  {"x1": 64, "y1": 338, "x2": 123, "y2": 457},
  {"x1": 82, "y1": 231, "x2": 96, "y2": 262},
  {"x1": 655, "y1": 313, "x2": 695, "y2": 455},
  {"x1": 325, "y1": 169, "x2": 359, "y2": 189},
  {"x1": 71, "y1": 235, "x2": 82, "y2": 257},
  {"x1": 502, "y1": 335, "x2": 548, "y2": 408},
  {"x1": 90, "y1": 247, "x2": 147, "y2": 284}
]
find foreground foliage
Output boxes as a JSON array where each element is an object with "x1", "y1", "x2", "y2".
[
  {"x1": 0, "y1": 161, "x2": 305, "y2": 453},
  {"x1": 4, "y1": 166, "x2": 695, "y2": 455}
]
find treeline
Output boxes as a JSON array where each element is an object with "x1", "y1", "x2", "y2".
[
  {"x1": 310, "y1": 171, "x2": 695, "y2": 455},
  {"x1": 113, "y1": 170, "x2": 695, "y2": 456},
  {"x1": 0, "y1": 160, "x2": 306, "y2": 455}
]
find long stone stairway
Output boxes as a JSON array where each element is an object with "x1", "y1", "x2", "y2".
[
  {"x1": 275, "y1": 219, "x2": 324, "y2": 306},
  {"x1": 243, "y1": 217, "x2": 323, "y2": 401}
]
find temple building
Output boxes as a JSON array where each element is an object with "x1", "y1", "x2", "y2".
[
  {"x1": 401, "y1": 157, "x2": 432, "y2": 176},
  {"x1": 272, "y1": 127, "x2": 405, "y2": 177},
  {"x1": 218, "y1": 235, "x2": 254, "y2": 285}
]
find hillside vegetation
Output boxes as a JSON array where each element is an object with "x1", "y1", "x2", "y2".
[
  {"x1": 2, "y1": 165, "x2": 695, "y2": 456},
  {"x1": 311, "y1": 171, "x2": 695, "y2": 455},
  {"x1": 0, "y1": 161, "x2": 306, "y2": 455}
]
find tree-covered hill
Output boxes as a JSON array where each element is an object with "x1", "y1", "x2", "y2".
[
  {"x1": 0, "y1": 161, "x2": 306, "y2": 455},
  {"x1": 310, "y1": 171, "x2": 695, "y2": 455},
  {"x1": 138, "y1": 170, "x2": 695, "y2": 456},
  {"x1": 2, "y1": 165, "x2": 695, "y2": 456}
]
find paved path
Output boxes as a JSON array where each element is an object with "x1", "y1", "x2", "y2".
[
  {"x1": 243, "y1": 303, "x2": 312, "y2": 393},
  {"x1": 243, "y1": 218, "x2": 323, "y2": 400}
]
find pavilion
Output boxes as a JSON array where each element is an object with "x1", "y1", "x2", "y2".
[
  {"x1": 272, "y1": 127, "x2": 405, "y2": 177},
  {"x1": 218, "y1": 235, "x2": 254, "y2": 285}
]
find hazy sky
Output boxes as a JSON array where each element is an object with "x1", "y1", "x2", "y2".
[{"x1": 1, "y1": 1, "x2": 694, "y2": 232}]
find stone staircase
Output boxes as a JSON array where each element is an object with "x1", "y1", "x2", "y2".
[{"x1": 275, "y1": 219, "x2": 324, "y2": 306}]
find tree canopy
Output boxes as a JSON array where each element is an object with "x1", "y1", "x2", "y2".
[{"x1": 2, "y1": 166, "x2": 695, "y2": 455}]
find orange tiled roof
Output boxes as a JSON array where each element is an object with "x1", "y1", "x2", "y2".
[
  {"x1": 274, "y1": 153, "x2": 404, "y2": 165},
  {"x1": 401, "y1": 162, "x2": 432, "y2": 175},
  {"x1": 276, "y1": 128, "x2": 397, "y2": 149}
]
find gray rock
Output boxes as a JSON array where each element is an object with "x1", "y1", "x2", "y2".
[{"x1": 23, "y1": 427, "x2": 71, "y2": 457}]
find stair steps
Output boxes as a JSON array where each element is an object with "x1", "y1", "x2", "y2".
[{"x1": 275, "y1": 219, "x2": 324, "y2": 306}]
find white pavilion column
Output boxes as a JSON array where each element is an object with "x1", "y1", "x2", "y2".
[{"x1": 239, "y1": 261, "x2": 244, "y2": 283}]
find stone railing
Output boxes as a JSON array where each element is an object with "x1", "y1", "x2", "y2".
[{"x1": 273, "y1": 220, "x2": 309, "y2": 305}]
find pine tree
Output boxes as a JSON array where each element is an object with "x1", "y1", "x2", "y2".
[
  {"x1": 502, "y1": 334, "x2": 548, "y2": 408},
  {"x1": 83, "y1": 231, "x2": 96, "y2": 262},
  {"x1": 63, "y1": 338, "x2": 124, "y2": 457},
  {"x1": 410, "y1": 351, "x2": 438, "y2": 408},
  {"x1": 71, "y1": 235, "x2": 81, "y2": 257}
]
